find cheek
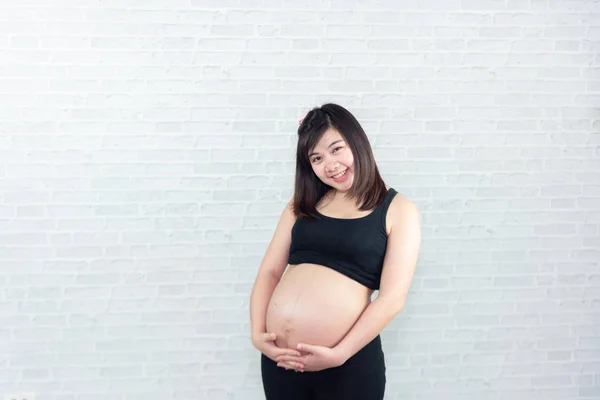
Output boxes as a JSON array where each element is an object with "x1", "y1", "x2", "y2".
[
  {"x1": 315, "y1": 166, "x2": 330, "y2": 181},
  {"x1": 344, "y1": 153, "x2": 355, "y2": 169},
  {"x1": 317, "y1": 167, "x2": 327, "y2": 179},
  {"x1": 311, "y1": 165, "x2": 323, "y2": 178}
]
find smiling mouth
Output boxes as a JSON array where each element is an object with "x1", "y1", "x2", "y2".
[{"x1": 330, "y1": 169, "x2": 348, "y2": 179}]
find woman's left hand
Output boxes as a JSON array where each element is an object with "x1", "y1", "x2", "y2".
[{"x1": 276, "y1": 343, "x2": 346, "y2": 372}]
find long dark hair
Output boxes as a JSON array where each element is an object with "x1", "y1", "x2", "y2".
[{"x1": 292, "y1": 103, "x2": 387, "y2": 219}]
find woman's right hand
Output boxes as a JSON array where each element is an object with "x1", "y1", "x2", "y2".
[{"x1": 252, "y1": 332, "x2": 305, "y2": 372}]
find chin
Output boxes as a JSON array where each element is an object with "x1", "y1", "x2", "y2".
[{"x1": 332, "y1": 177, "x2": 354, "y2": 191}]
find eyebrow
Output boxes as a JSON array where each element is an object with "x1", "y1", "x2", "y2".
[{"x1": 308, "y1": 139, "x2": 344, "y2": 158}]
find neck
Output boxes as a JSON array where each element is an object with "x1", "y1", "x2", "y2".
[{"x1": 330, "y1": 188, "x2": 353, "y2": 202}]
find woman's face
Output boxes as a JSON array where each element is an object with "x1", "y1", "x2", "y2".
[{"x1": 308, "y1": 128, "x2": 354, "y2": 192}]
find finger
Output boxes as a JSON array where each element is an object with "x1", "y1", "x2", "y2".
[
  {"x1": 278, "y1": 361, "x2": 304, "y2": 370},
  {"x1": 276, "y1": 355, "x2": 308, "y2": 364},
  {"x1": 278, "y1": 361, "x2": 295, "y2": 370},
  {"x1": 277, "y1": 349, "x2": 302, "y2": 357},
  {"x1": 288, "y1": 361, "x2": 304, "y2": 369},
  {"x1": 297, "y1": 343, "x2": 319, "y2": 354},
  {"x1": 276, "y1": 359, "x2": 303, "y2": 369},
  {"x1": 264, "y1": 333, "x2": 276, "y2": 342}
]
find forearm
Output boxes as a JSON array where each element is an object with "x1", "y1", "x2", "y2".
[
  {"x1": 249, "y1": 271, "x2": 279, "y2": 337},
  {"x1": 335, "y1": 295, "x2": 404, "y2": 362}
]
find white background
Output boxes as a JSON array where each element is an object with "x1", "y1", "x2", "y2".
[{"x1": 0, "y1": 1, "x2": 599, "y2": 399}]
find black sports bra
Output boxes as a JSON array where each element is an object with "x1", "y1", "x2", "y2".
[{"x1": 287, "y1": 188, "x2": 398, "y2": 290}]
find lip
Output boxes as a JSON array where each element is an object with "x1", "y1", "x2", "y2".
[{"x1": 329, "y1": 168, "x2": 348, "y2": 178}]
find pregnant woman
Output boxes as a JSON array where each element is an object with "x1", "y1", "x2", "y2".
[{"x1": 250, "y1": 103, "x2": 421, "y2": 399}]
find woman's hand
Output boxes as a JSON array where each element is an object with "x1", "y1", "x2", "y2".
[
  {"x1": 252, "y1": 332, "x2": 305, "y2": 370},
  {"x1": 276, "y1": 343, "x2": 346, "y2": 372}
]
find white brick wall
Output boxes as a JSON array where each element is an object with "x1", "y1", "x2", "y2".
[{"x1": 1, "y1": 1, "x2": 599, "y2": 399}]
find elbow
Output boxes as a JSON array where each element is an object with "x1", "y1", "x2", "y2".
[{"x1": 377, "y1": 294, "x2": 406, "y2": 316}]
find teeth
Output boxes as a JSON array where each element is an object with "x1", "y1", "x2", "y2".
[{"x1": 332, "y1": 169, "x2": 347, "y2": 178}]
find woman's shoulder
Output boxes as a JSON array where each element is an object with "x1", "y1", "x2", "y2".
[{"x1": 387, "y1": 190, "x2": 420, "y2": 229}]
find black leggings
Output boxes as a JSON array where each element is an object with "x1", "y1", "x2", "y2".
[{"x1": 261, "y1": 335, "x2": 386, "y2": 400}]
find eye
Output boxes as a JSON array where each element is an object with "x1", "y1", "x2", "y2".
[
  {"x1": 332, "y1": 146, "x2": 343, "y2": 153},
  {"x1": 311, "y1": 156, "x2": 321, "y2": 163}
]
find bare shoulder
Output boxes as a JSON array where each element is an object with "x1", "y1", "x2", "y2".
[
  {"x1": 283, "y1": 196, "x2": 296, "y2": 217},
  {"x1": 280, "y1": 195, "x2": 300, "y2": 234},
  {"x1": 386, "y1": 192, "x2": 421, "y2": 235},
  {"x1": 256, "y1": 196, "x2": 297, "y2": 279},
  {"x1": 390, "y1": 192, "x2": 419, "y2": 213}
]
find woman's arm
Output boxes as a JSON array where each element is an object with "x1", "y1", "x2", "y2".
[
  {"x1": 250, "y1": 199, "x2": 296, "y2": 338},
  {"x1": 334, "y1": 196, "x2": 421, "y2": 361},
  {"x1": 250, "y1": 272, "x2": 280, "y2": 337}
]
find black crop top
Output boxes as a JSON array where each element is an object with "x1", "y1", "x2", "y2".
[{"x1": 287, "y1": 188, "x2": 398, "y2": 290}]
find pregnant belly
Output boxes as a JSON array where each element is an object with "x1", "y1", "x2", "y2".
[{"x1": 265, "y1": 263, "x2": 373, "y2": 351}]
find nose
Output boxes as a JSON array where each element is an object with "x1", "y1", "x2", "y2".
[{"x1": 325, "y1": 161, "x2": 339, "y2": 172}]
